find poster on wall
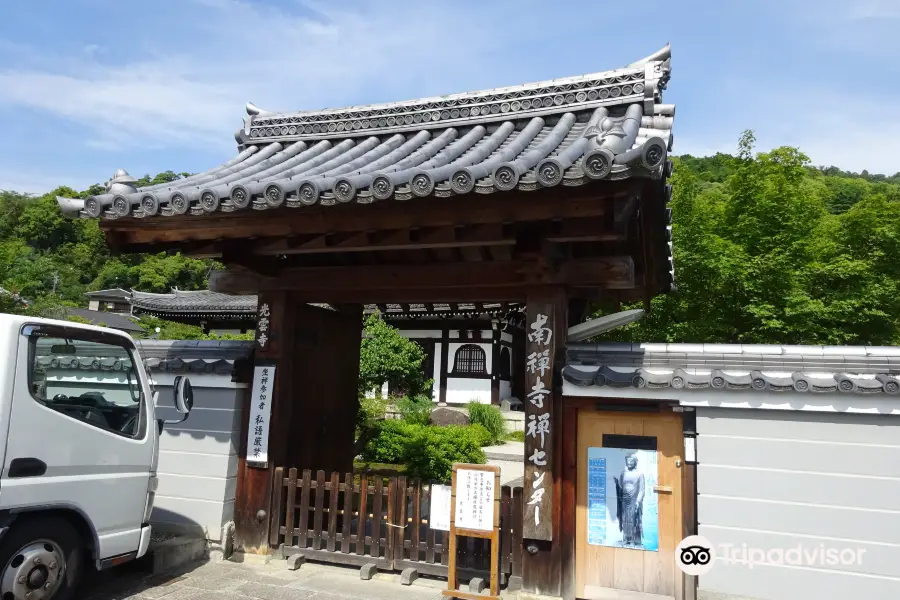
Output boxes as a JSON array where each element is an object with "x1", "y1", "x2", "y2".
[
  {"x1": 586, "y1": 447, "x2": 659, "y2": 551},
  {"x1": 246, "y1": 364, "x2": 276, "y2": 468}
]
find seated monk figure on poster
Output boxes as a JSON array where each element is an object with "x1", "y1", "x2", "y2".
[{"x1": 614, "y1": 451, "x2": 645, "y2": 548}]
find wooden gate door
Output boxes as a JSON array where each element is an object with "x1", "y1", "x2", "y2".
[{"x1": 575, "y1": 410, "x2": 683, "y2": 600}]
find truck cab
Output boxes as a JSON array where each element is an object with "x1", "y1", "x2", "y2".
[{"x1": 0, "y1": 314, "x2": 192, "y2": 600}]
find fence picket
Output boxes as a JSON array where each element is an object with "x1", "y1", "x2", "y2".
[
  {"x1": 298, "y1": 470, "x2": 311, "y2": 548},
  {"x1": 410, "y1": 480, "x2": 421, "y2": 562},
  {"x1": 340, "y1": 472, "x2": 353, "y2": 553},
  {"x1": 357, "y1": 474, "x2": 369, "y2": 556},
  {"x1": 313, "y1": 470, "x2": 326, "y2": 550},
  {"x1": 372, "y1": 477, "x2": 383, "y2": 558},
  {"x1": 395, "y1": 476, "x2": 407, "y2": 562},
  {"x1": 327, "y1": 472, "x2": 340, "y2": 552},
  {"x1": 283, "y1": 468, "x2": 298, "y2": 547},
  {"x1": 270, "y1": 467, "x2": 285, "y2": 546},
  {"x1": 511, "y1": 486, "x2": 523, "y2": 578},
  {"x1": 500, "y1": 485, "x2": 511, "y2": 575}
]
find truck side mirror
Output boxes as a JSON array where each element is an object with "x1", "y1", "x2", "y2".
[
  {"x1": 173, "y1": 375, "x2": 194, "y2": 415},
  {"x1": 161, "y1": 376, "x2": 194, "y2": 429}
]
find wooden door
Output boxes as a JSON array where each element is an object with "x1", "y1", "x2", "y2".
[{"x1": 575, "y1": 410, "x2": 683, "y2": 600}]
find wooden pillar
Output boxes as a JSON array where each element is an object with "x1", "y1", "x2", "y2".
[
  {"x1": 233, "y1": 296, "x2": 363, "y2": 553},
  {"x1": 490, "y1": 326, "x2": 501, "y2": 405},
  {"x1": 233, "y1": 291, "x2": 298, "y2": 552},
  {"x1": 522, "y1": 287, "x2": 568, "y2": 598},
  {"x1": 438, "y1": 328, "x2": 449, "y2": 405}
]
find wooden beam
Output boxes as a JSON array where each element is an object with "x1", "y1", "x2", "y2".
[
  {"x1": 209, "y1": 258, "x2": 634, "y2": 297},
  {"x1": 101, "y1": 182, "x2": 637, "y2": 251}
]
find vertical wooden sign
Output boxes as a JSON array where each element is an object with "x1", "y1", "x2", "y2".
[{"x1": 523, "y1": 301, "x2": 555, "y2": 541}]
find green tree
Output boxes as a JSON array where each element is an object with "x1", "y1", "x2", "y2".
[{"x1": 358, "y1": 312, "x2": 429, "y2": 397}]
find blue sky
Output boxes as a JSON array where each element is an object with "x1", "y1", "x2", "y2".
[{"x1": 0, "y1": 0, "x2": 897, "y2": 194}]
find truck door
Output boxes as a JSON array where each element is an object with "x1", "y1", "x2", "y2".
[{"x1": 2, "y1": 323, "x2": 154, "y2": 559}]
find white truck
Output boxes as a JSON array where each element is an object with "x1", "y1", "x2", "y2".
[{"x1": 0, "y1": 314, "x2": 193, "y2": 599}]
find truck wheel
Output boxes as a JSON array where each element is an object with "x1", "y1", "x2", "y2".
[{"x1": 0, "y1": 517, "x2": 82, "y2": 600}]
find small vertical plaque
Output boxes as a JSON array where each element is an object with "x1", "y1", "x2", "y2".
[{"x1": 246, "y1": 363, "x2": 276, "y2": 468}]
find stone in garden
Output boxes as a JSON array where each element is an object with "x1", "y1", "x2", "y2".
[{"x1": 430, "y1": 407, "x2": 469, "y2": 426}]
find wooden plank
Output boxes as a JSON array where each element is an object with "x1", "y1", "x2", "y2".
[
  {"x1": 411, "y1": 480, "x2": 422, "y2": 563},
  {"x1": 511, "y1": 487, "x2": 523, "y2": 578},
  {"x1": 341, "y1": 472, "x2": 353, "y2": 554},
  {"x1": 327, "y1": 472, "x2": 340, "y2": 552},
  {"x1": 440, "y1": 530, "x2": 449, "y2": 566},
  {"x1": 313, "y1": 470, "x2": 326, "y2": 551},
  {"x1": 269, "y1": 467, "x2": 285, "y2": 546},
  {"x1": 356, "y1": 474, "x2": 369, "y2": 556},
  {"x1": 447, "y1": 469, "x2": 458, "y2": 592},
  {"x1": 395, "y1": 476, "x2": 408, "y2": 562},
  {"x1": 612, "y1": 419, "x2": 645, "y2": 593},
  {"x1": 490, "y1": 472, "x2": 501, "y2": 596},
  {"x1": 297, "y1": 470, "x2": 311, "y2": 548},
  {"x1": 560, "y1": 404, "x2": 578, "y2": 600},
  {"x1": 372, "y1": 477, "x2": 384, "y2": 559},
  {"x1": 425, "y1": 484, "x2": 436, "y2": 564},
  {"x1": 500, "y1": 486, "x2": 511, "y2": 576},
  {"x1": 283, "y1": 545, "x2": 391, "y2": 569},
  {"x1": 209, "y1": 257, "x2": 635, "y2": 296},
  {"x1": 283, "y1": 468, "x2": 298, "y2": 547}
]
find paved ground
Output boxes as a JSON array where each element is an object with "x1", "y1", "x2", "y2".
[
  {"x1": 81, "y1": 555, "x2": 495, "y2": 600},
  {"x1": 485, "y1": 441, "x2": 524, "y2": 487}
]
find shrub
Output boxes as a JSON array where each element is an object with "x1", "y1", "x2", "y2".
[
  {"x1": 404, "y1": 426, "x2": 486, "y2": 483},
  {"x1": 466, "y1": 402, "x2": 506, "y2": 445},
  {"x1": 397, "y1": 394, "x2": 433, "y2": 425},
  {"x1": 359, "y1": 420, "x2": 424, "y2": 464},
  {"x1": 465, "y1": 424, "x2": 493, "y2": 447},
  {"x1": 505, "y1": 430, "x2": 526, "y2": 442}
]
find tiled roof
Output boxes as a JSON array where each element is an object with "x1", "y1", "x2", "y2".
[
  {"x1": 563, "y1": 343, "x2": 900, "y2": 395},
  {"x1": 131, "y1": 290, "x2": 257, "y2": 314},
  {"x1": 56, "y1": 46, "x2": 673, "y2": 220}
]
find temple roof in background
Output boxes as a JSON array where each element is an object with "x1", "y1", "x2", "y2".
[{"x1": 56, "y1": 45, "x2": 674, "y2": 220}]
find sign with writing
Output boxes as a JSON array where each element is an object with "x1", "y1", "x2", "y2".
[
  {"x1": 454, "y1": 468, "x2": 496, "y2": 532},
  {"x1": 442, "y1": 463, "x2": 501, "y2": 600},
  {"x1": 246, "y1": 363, "x2": 275, "y2": 468},
  {"x1": 256, "y1": 302, "x2": 271, "y2": 349},
  {"x1": 429, "y1": 484, "x2": 452, "y2": 531},
  {"x1": 524, "y1": 301, "x2": 556, "y2": 541}
]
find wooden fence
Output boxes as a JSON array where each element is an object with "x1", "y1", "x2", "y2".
[{"x1": 270, "y1": 468, "x2": 523, "y2": 585}]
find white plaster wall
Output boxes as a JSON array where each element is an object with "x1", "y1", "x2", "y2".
[
  {"x1": 500, "y1": 380, "x2": 512, "y2": 401},
  {"x1": 432, "y1": 344, "x2": 442, "y2": 400},
  {"x1": 397, "y1": 329, "x2": 443, "y2": 339},
  {"x1": 151, "y1": 372, "x2": 246, "y2": 541},
  {"x1": 501, "y1": 332, "x2": 513, "y2": 343},
  {"x1": 446, "y1": 377, "x2": 492, "y2": 404}
]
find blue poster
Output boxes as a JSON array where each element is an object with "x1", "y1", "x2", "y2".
[{"x1": 586, "y1": 447, "x2": 659, "y2": 552}]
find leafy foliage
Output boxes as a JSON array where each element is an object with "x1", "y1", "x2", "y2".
[
  {"x1": 397, "y1": 394, "x2": 433, "y2": 426},
  {"x1": 466, "y1": 402, "x2": 506, "y2": 445},
  {"x1": 596, "y1": 131, "x2": 900, "y2": 346},
  {"x1": 359, "y1": 421, "x2": 487, "y2": 482},
  {"x1": 358, "y1": 313, "x2": 430, "y2": 397}
]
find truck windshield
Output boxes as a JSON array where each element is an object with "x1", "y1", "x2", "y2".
[{"x1": 27, "y1": 330, "x2": 145, "y2": 439}]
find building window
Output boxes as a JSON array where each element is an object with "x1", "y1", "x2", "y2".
[
  {"x1": 499, "y1": 347, "x2": 512, "y2": 379},
  {"x1": 453, "y1": 344, "x2": 487, "y2": 375}
]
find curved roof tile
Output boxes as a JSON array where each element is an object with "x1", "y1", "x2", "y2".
[{"x1": 57, "y1": 45, "x2": 674, "y2": 220}]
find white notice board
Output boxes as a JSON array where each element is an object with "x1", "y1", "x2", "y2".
[
  {"x1": 247, "y1": 364, "x2": 276, "y2": 467},
  {"x1": 454, "y1": 468, "x2": 495, "y2": 531},
  {"x1": 430, "y1": 484, "x2": 452, "y2": 531}
]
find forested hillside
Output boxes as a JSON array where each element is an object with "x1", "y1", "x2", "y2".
[
  {"x1": 2, "y1": 132, "x2": 899, "y2": 344},
  {"x1": 605, "y1": 132, "x2": 900, "y2": 346}
]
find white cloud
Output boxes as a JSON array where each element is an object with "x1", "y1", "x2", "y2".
[{"x1": 0, "y1": 0, "x2": 496, "y2": 153}]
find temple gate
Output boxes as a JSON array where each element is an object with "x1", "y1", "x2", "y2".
[{"x1": 57, "y1": 45, "x2": 678, "y2": 600}]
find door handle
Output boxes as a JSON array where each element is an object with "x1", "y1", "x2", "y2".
[
  {"x1": 654, "y1": 485, "x2": 673, "y2": 494},
  {"x1": 8, "y1": 458, "x2": 47, "y2": 478}
]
